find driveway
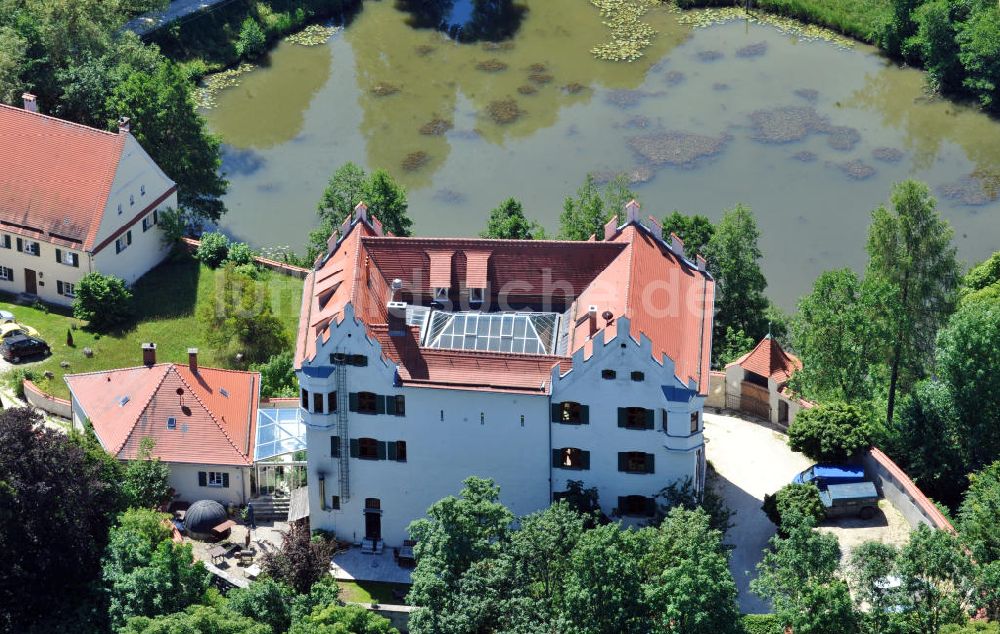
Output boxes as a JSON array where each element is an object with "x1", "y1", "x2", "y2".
[{"x1": 704, "y1": 411, "x2": 813, "y2": 614}]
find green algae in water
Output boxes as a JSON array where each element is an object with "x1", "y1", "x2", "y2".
[
  {"x1": 589, "y1": 0, "x2": 658, "y2": 62},
  {"x1": 838, "y1": 159, "x2": 876, "y2": 180},
  {"x1": 370, "y1": 82, "x2": 402, "y2": 97},
  {"x1": 285, "y1": 24, "x2": 340, "y2": 46},
  {"x1": 735, "y1": 41, "x2": 767, "y2": 58},
  {"x1": 415, "y1": 44, "x2": 436, "y2": 56},
  {"x1": 826, "y1": 125, "x2": 861, "y2": 151},
  {"x1": 872, "y1": 147, "x2": 904, "y2": 163},
  {"x1": 528, "y1": 72, "x2": 554, "y2": 84},
  {"x1": 749, "y1": 106, "x2": 826, "y2": 143},
  {"x1": 518, "y1": 84, "x2": 538, "y2": 95},
  {"x1": 196, "y1": 63, "x2": 257, "y2": 109},
  {"x1": 697, "y1": 50, "x2": 724, "y2": 62},
  {"x1": 563, "y1": 82, "x2": 588, "y2": 94},
  {"x1": 938, "y1": 169, "x2": 1000, "y2": 205}
]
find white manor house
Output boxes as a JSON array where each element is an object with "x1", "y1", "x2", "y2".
[{"x1": 295, "y1": 202, "x2": 716, "y2": 547}]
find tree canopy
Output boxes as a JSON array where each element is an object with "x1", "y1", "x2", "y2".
[
  {"x1": 787, "y1": 402, "x2": 874, "y2": 463},
  {"x1": 481, "y1": 197, "x2": 545, "y2": 239},
  {"x1": 661, "y1": 211, "x2": 714, "y2": 258},
  {"x1": 559, "y1": 173, "x2": 635, "y2": 241}
]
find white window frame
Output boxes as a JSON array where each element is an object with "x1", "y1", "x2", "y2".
[
  {"x1": 207, "y1": 471, "x2": 225, "y2": 487},
  {"x1": 59, "y1": 251, "x2": 79, "y2": 267},
  {"x1": 0, "y1": 267, "x2": 12, "y2": 281},
  {"x1": 60, "y1": 282, "x2": 75, "y2": 298},
  {"x1": 115, "y1": 231, "x2": 132, "y2": 254},
  {"x1": 23, "y1": 241, "x2": 39, "y2": 256}
]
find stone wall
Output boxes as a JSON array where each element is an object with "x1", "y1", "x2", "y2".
[
  {"x1": 861, "y1": 447, "x2": 955, "y2": 533},
  {"x1": 705, "y1": 371, "x2": 726, "y2": 408},
  {"x1": 180, "y1": 237, "x2": 309, "y2": 279},
  {"x1": 23, "y1": 379, "x2": 72, "y2": 419}
]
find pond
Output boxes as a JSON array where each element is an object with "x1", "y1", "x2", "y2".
[{"x1": 204, "y1": 0, "x2": 1000, "y2": 308}]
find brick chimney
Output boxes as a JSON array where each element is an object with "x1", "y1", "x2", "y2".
[
  {"x1": 142, "y1": 342, "x2": 157, "y2": 366},
  {"x1": 118, "y1": 116, "x2": 131, "y2": 134},
  {"x1": 22, "y1": 93, "x2": 38, "y2": 113},
  {"x1": 188, "y1": 348, "x2": 199, "y2": 373}
]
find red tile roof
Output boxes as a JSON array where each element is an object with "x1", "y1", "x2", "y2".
[
  {"x1": 728, "y1": 335, "x2": 802, "y2": 385},
  {"x1": 296, "y1": 204, "x2": 715, "y2": 394},
  {"x1": 66, "y1": 364, "x2": 259, "y2": 466},
  {"x1": 0, "y1": 104, "x2": 135, "y2": 250}
]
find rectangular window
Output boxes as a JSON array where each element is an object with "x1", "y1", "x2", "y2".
[
  {"x1": 331, "y1": 495, "x2": 341, "y2": 510},
  {"x1": 618, "y1": 495, "x2": 656, "y2": 517},
  {"x1": 396, "y1": 440, "x2": 407, "y2": 462},
  {"x1": 690, "y1": 412, "x2": 699, "y2": 433},
  {"x1": 601, "y1": 369, "x2": 616, "y2": 380},
  {"x1": 552, "y1": 447, "x2": 590, "y2": 470},
  {"x1": 313, "y1": 392, "x2": 324, "y2": 414},
  {"x1": 0, "y1": 267, "x2": 13, "y2": 282},
  {"x1": 551, "y1": 402, "x2": 589, "y2": 425},
  {"x1": 351, "y1": 392, "x2": 378, "y2": 414},
  {"x1": 0, "y1": 235, "x2": 10, "y2": 249},
  {"x1": 17, "y1": 239, "x2": 40, "y2": 256},
  {"x1": 631, "y1": 371, "x2": 645, "y2": 382},
  {"x1": 56, "y1": 281, "x2": 75, "y2": 298},
  {"x1": 327, "y1": 391, "x2": 337, "y2": 413},
  {"x1": 618, "y1": 451, "x2": 655, "y2": 474},
  {"x1": 330, "y1": 436, "x2": 340, "y2": 457},
  {"x1": 143, "y1": 214, "x2": 155, "y2": 232},
  {"x1": 358, "y1": 437, "x2": 378, "y2": 459},
  {"x1": 55, "y1": 249, "x2": 79, "y2": 267},
  {"x1": 301, "y1": 388, "x2": 309, "y2": 409},
  {"x1": 618, "y1": 407, "x2": 655, "y2": 430},
  {"x1": 199, "y1": 471, "x2": 230, "y2": 488},
  {"x1": 115, "y1": 235, "x2": 128, "y2": 254},
  {"x1": 385, "y1": 394, "x2": 405, "y2": 416}
]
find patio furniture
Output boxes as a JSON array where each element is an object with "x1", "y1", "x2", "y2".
[
  {"x1": 238, "y1": 549, "x2": 254, "y2": 566},
  {"x1": 245, "y1": 564, "x2": 261, "y2": 580},
  {"x1": 212, "y1": 519, "x2": 237, "y2": 538},
  {"x1": 208, "y1": 545, "x2": 227, "y2": 564}
]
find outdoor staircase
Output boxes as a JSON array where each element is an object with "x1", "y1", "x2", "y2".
[{"x1": 250, "y1": 495, "x2": 291, "y2": 521}]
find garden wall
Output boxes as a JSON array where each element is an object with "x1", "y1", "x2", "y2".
[
  {"x1": 705, "y1": 370, "x2": 726, "y2": 408},
  {"x1": 180, "y1": 237, "x2": 310, "y2": 278},
  {"x1": 861, "y1": 447, "x2": 956, "y2": 533},
  {"x1": 22, "y1": 379, "x2": 72, "y2": 419}
]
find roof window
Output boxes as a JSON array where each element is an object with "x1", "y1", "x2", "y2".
[{"x1": 167, "y1": 417, "x2": 177, "y2": 430}]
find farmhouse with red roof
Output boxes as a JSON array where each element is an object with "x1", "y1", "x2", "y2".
[
  {"x1": 296, "y1": 201, "x2": 715, "y2": 547},
  {"x1": 0, "y1": 95, "x2": 176, "y2": 305},
  {"x1": 65, "y1": 346, "x2": 260, "y2": 506}
]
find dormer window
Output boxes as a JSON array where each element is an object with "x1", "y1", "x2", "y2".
[
  {"x1": 469, "y1": 287, "x2": 485, "y2": 303},
  {"x1": 434, "y1": 287, "x2": 448, "y2": 301},
  {"x1": 167, "y1": 417, "x2": 176, "y2": 430}
]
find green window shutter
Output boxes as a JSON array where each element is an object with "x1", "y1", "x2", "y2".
[
  {"x1": 645, "y1": 409, "x2": 655, "y2": 429},
  {"x1": 127, "y1": 230, "x2": 132, "y2": 245},
  {"x1": 647, "y1": 453, "x2": 655, "y2": 474},
  {"x1": 198, "y1": 471, "x2": 207, "y2": 486},
  {"x1": 349, "y1": 438, "x2": 359, "y2": 458},
  {"x1": 375, "y1": 395, "x2": 387, "y2": 415},
  {"x1": 395, "y1": 395, "x2": 405, "y2": 417},
  {"x1": 331, "y1": 436, "x2": 340, "y2": 457},
  {"x1": 55, "y1": 248, "x2": 62, "y2": 264},
  {"x1": 551, "y1": 403, "x2": 561, "y2": 423},
  {"x1": 552, "y1": 449, "x2": 561, "y2": 468},
  {"x1": 56, "y1": 281, "x2": 63, "y2": 295},
  {"x1": 618, "y1": 452, "x2": 627, "y2": 472},
  {"x1": 385, "y1": 394, "x2": 396, "y2": 415},
  {"x1": 222, "y1": 473, "x2": 230, "y2": 488},
  {"x1": 349, "y1": 393, "x2": 359, "y2": 412},
  {"x1": 16, "y1": 237, "x2": 22, "y2": 252},
  {"x1": 153, "y1": 209, "x2": 159, "y2": 224},
  {"x1": 328, "y1": 392, "x2": 337, "y2": 412},
  {"x1": 645, "y1": 497, "x2": 656, "y2": 517},
  {"x1": 387, "y1": 441, "x2": 397, "y2": 461},
  {"x1": 580, "y1": 405, "x2": 589, "y2": 424},
  {"x1": 581, "y1": 450, "x2": 590, "y2": 470},
  {"x1": 331, "y1": 496, "x2": 340, "y2": 510},
  {"x1": 377, "y1": 441, "x2": 387, "y2": 460},
  {"x1": 617, "y1": 408, "x2": 627, "y2": 428},
  {"x1": 617, "y1": 497, "x2": 625, "y2": 514}
]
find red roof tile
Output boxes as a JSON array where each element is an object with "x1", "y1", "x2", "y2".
[
  {"x1": 0, "y1": 104, "x2": 129, "y2": 250},
  {"x1": 728, "y1": 336, "x2": 802, "y2": 385},
  {"x1": 296, "y1": 208, "x2": 715, "y2": 394},
  {"x1": 66, "y1": 364, "x2": 259, "y2": 466}
]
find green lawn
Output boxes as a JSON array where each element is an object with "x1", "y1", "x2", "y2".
[
  {"x1": 338, "y1": 580, "x2": 411, "y2": 606},
  {"x1": 1, "y1": 253, "x2": 303, "y2": 400}
]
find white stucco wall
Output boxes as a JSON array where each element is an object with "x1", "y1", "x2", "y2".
[
  {"x1": 301, "y1": 309, "x2": 707, "y2": 546},
  {"x1": 167, "y1": 462, "x2": 252, "y2": 507}
]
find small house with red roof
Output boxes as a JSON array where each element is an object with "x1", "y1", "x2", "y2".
[
  {"x1": 0, "y1": 95, "x2": 176, "y2": 305},
  {"x1": 65, "y1": 346, "x2": 260, "y2": 506},
  {"x1": 724, "y1": 334, "x2": 804, "y2": 426},
  {"x1": 295, "y1": 201, "x2": 715, "y2": 547}
]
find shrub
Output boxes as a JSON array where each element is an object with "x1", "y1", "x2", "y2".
[
  {"x1": 787, "y1": 402, "x2": 873, "y2": 463},
  {"x1": 4, "y1": 367, "x2": 37, "y2": 398},
  {"x1": 762, "y1": 483, "x2": 826, "y2": 532},
  {"x1": 260, "y1": 522, "x2": 335, "y2": 594},
  {"x1": 196, "y1": 231, "x2": 230, "y2": 268},
  {"x1": 741, "y1": 613, "x2": 784, "y2": 634},
  {"x1": 226, "y1": 241, "x2": 256, "y2": 267},
  {"x1": 235, "y1": 17, "x2": 267, "y2": 59},
  {"x1": 73, "y1": 272, "x2": 133, "y2": 331},
  {"x1": 157, "y1": 208, "x2": 189, "y2": 248},
  {"x1": 251, "y1": 351, "x2": 297, "y2": 398}
]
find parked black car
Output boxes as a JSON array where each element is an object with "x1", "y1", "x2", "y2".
[{"x1": 1, "y1": 334, "x2": 50, "y2": 363}]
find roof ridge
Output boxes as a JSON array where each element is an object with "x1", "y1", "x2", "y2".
[
  {"x1": 0, "y1": 103, "x2": 122, "y2": 138},
  {"x1": 173, "y1": 366, "x2": 252, "y2": 464},
  {"x1": 86, "y1": 135, "x2": 126, "y2": 249},
  {"x1": 114, "y1": 365, "x2": 172, "y2": 455},
  {"x1": 361, "y1": 236, "x2": 629, "y2": 247}
]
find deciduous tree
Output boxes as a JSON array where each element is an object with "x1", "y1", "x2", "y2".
[
  {"x1": 897, "y1": 525, "x2": 973, "y2": 634},
  {"x1": 260, "y1": 522, "x2": 334, "y2": 594},
  {"x1": 226, "y1": 578, "x2": 294, "y2": 634},
  {"x1": 866, "y1": 180, "x2": 960, "y2": 426},
  {"x1": 481, "y1": 197, "x2": 545, "y2": 239},
  {"x1": 559, "y1": 174, "x2": 634, "y2": 241},
  {"x1": 121, "y1": 604, "x2": 271, "y2": 634},
  {"x1": 74, "y1": 272, "x2": 134, "y2": 331},
  {"x1": 123, "y1": 437, "x2": 171, "y2": 509},
  {"x1": 787, "y1": 401, "x2": 874, "y2": 463},
  {"x1": 661, "y1": 210, "x2": 714, "y2": 257},
  {"x1": 958, "y1": 460, "x2": 1000, "y2": 565},
  {"x1": 703, "y1": 204, "x2": 769, "y2": 364}
]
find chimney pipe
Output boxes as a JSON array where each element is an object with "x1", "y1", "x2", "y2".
[
  {"x1": 22, "y1": 93, "x2": 38, "y2": 113},
  {"x1": 142, "y1": 342, "x2": 157, "y2": 366},
  {"x1": 117, "y1": 116, "x2": 131, "y2": 134},
  {"x1": 188, "y1": 348, "x2": 199, "y2": 373}
]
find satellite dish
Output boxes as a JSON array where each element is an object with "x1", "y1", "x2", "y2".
[
  {"x1": 176, "y1": 387, "x2": 184, "y2": 396},
  {"x1": 601, "y1": 310, "x2": 614, "y2": 321}
]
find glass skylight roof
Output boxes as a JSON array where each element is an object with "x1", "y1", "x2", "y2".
[
  {"x1": 423, "y1": 311, "x2": 560, "y2": 355},
  {"x1": 255, "y1": 407, "x2": 307, "y2": 462}
]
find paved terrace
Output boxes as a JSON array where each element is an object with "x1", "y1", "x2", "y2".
[{"x1": 331, "y1": 547, "x2": 414, "y2": 585}]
